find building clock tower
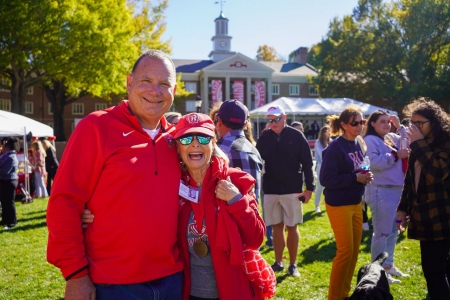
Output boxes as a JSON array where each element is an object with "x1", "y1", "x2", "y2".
[{"x1": 208, "y1": 11, "x2": 235, "y2": 62}]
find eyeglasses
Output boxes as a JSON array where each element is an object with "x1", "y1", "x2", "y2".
[
  {"x1": 178, "y1": 135, "x2": 212, "y2": 145},
  {"x1": 267, "y1": 117, "x2": 282, "y2": 123},
  {"x1": 348, "y1": 120, "x2": 367, "y2": 127},
  {"x1": 213, "y1": 115, "x2": 219, "y2": 125},
  {"x1": 411, "y1": 120, "x2": 430, "y2": 128}
]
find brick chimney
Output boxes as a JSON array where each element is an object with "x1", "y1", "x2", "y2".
[{"x1": 289, "y1": 47, "x2": 308, "y2": 64}]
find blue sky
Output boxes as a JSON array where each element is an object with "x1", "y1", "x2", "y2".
[{"x1": 162, "y1": 0, "x2": 360, "y2": 60}]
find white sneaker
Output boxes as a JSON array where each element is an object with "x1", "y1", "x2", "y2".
[
  {"x1": 362, "y1": 222, "x2": 370, "y2": 231},
  {"x1": 386, "y1": 266, "x2": 410, "y2": 277},
  {"x1": 387, "y1": 273, "x2": 401, "y2": 284},
  {"x1": 315, "y1": 206, "x2": 321, "y2": 213}
]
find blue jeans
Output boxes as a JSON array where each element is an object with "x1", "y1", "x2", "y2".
[
  {"x1": 95, "y1": 271, "x2": 182, "y2": 300},
  {"x1": 365, "y1": 184, "x2": 402, "y2": 267}
]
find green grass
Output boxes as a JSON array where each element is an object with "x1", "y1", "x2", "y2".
[{"x1": 0, "y1": 196, "x2": 428, "y2": 299}]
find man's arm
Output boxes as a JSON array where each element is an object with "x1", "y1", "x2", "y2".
[{"x1": 47, "y1": 114, "x2": 107, "y2": 281}]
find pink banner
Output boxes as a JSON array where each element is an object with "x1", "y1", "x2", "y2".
[
  {"x1": 211, "y1": 80, "x2": 222, "y2": 104},
  {"x1": 254, "y1": 81, "x2": 265, "y2": 108},
  {"x1": 233, "y1": 80, "x2": 244, "y2": 103}
]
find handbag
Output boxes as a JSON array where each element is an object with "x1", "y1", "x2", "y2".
[{"x1": 241, "y1": 246, "x2": 276, "y2": 298}]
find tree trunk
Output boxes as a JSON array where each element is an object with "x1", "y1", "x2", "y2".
[
  {"x1": 10, "y1": 73, "x2": 25, "y2": 115},
  {"x1": 44, "y1": 81, "x2": 67, "y2": 141}
]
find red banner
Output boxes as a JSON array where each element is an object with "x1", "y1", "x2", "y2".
[
  {"x1": 233, "y1": 80, "x2": 244, "y2": 103},
  {"x1": 254, "y1": 81, "x2": 265, "y2": 108},
  {"x1": 211, "y1": 80, "x2": 222, "y2": 105}
]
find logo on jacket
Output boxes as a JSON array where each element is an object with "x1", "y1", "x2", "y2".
[
  {"x1": 123, "y1": 130, "x2": 135, "y2": 137},
  {"x1": 163, "y1": 133, "x2": 175, "y2": 148}
]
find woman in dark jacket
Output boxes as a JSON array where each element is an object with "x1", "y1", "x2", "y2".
[
  {"x1": 397, "y1": 98, "x2": 450, "y2": 300},
  {"x1": 42, "y1": 139, "x2": 59, "y2": 196},
  {"x1": 0, "y1": 137, "x2": 20, "y2": 229}
]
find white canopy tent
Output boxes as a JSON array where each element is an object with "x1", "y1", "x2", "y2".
[
  {"x1": 0, "y1": 110, "x2": 54, "y2": 137},
  {"x1": 0, "y1": 110, "x2": 54, "y2": 195},
  {"x1": 249, "y1": 97, "x2": 397, "y2": 137}
]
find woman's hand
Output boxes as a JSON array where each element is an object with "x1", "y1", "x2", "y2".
[
  {"x1": 390, "y1": 115, "x2": 401, "y2": 130},
  {"x1": 407, "y1": 124, "x2": 424, "y2": 143},
  {"x1": 356, "y1": 171, "x2": 373, "y2": 185},
  {"x1": 81, "y1": 209, "x2": 94, "y2": 229},
  {"x1": 397, "y1": 148, "x2": 410, "y2": 159},
  {"x1": 215, "y1": 176, "x2": 240, "y2": 202},
  {"x1": 396, "y1": 211, "x2": 407, "y2": 232}
]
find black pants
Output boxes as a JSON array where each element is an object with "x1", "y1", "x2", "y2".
[
  {"x1": 420, "y1": 239, "x2": 450, "y2": 300},
  {"x1": 362, "y1": 202, "x2": 369, "y2": 223},
  {"x1": 46, "y1": 167, "x2": 57, "y2": 196},
  {"x1": 0, "y1": 179, "x2": 18, "y2": 226}
]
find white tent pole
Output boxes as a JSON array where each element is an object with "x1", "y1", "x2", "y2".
[
  {"x1": 23, "y1": 127, "x2": 30, "y2": 195},
  {"x1": 257, "y1": 115, "x2": 260, "y2": 138}
]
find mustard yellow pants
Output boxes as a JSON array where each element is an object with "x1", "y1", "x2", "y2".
[{"x1": 326, "y1": 202, "x2": 363, "y2": 300}]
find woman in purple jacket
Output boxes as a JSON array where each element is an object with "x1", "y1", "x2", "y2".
[{"x1": 320, "y1": 105, "x2": 373, "y2": 300}]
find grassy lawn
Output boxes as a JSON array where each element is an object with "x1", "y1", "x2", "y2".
[{"x1": 0, "y1": 196, "x2": 429, "y2": 299}]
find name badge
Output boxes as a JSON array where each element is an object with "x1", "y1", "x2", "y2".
[{"x1": 179, "y1": 180, "x2": 199, "y2": 203}]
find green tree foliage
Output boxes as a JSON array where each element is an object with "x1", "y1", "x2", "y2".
[
  {"x1": 256, "y1": 45, "x2": 284, "y2": 62},
  {"x1": 311, "y1": 0, "x2": 450, "y2": 108},
  {"x1": 0, "y1": 0, "x2": 171, "y2": 140},
  {"x1": 173, "y1": 72, "x2": 194, "y2": 109}
]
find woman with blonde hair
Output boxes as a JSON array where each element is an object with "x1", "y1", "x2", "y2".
[
  {"x1": 42, "y1": 139, "x2": 59, "y2": 196},
  {"x1": 29, "y1": 140, "x2": 48, "y2": 198},
  {"x1": 320, "y1": 105, "x2": 373, "y2": 300}
]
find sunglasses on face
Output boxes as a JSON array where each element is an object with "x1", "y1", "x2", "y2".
[
  {"x1": 348, "y1": 120, "x2": 366, "y2": 127},
  {"x1": 411, "y1": 120, "x2": 429, "y2": 128},
  {"x1": 178, "y1": 135, "x2": 212, "y2": 145},
  {"x1": 267, "y1": 117, "x2": 282, "y2": 123}
]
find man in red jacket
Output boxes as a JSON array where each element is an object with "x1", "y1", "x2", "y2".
[{"x1": 46, "y1": 50, "x2": 184, "y2": 300}]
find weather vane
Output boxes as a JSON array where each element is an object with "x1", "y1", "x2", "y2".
[{"x1": 215, "y1": 0, "x2": 226, "y2": 12}]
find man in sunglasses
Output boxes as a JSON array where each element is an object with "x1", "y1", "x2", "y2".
[
  {"x1": 256, "y1": 105, "x2": 315, "y2": 277},
  {"x1": 47, "y1": 50, "x2": 183, "y2": 299}
]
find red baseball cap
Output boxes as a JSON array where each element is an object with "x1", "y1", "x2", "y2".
[{"x1": 174, "y1": 113, "x2": 216, "y2": 139}]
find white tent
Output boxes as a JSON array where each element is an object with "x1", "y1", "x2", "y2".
[
  {"x1": 249, "y1": 97, "x2": 397, "y2": 117},
  {"x1": 0, "y1": 110, "x2": 54, "y2": 137},
  {"x1": 0, "y1": 110, "x2": 54, "y2": 196},
  {"x1": 249, "y1": 97, "x2": 397, "y2": 137}
]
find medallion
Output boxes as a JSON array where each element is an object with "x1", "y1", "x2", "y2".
[{"x1": 193, "y1": 239, "x2": 209, "y2": 257}]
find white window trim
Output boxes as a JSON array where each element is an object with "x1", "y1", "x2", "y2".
[
  {"x1": 0, "y1": 99, "x2": 11, "y2": 111},
  {"x1": 72, "y1": 103, "x2": 84, "y2": 115},
  {"x1": 185, "y1": 82, "x2": 197, "y2": 93},
  {"x1": 25, "y1": 101, "x2": 34, "y2": 114},
  {"x1": 0, "y1": 79, "x2": 10, "y2": 92},
  {"x1": 309, "y1": 85, "x2": 318, "y2": 96},
  {"x1": 289, "y1": 84, "x2": 300, "y2": 96},
  {"x1": 95, "y1": 103, "x2": 107, "y2": 111},
  {"x1": 272, "y1": 84, "x2": 280, "y2": 95},
  {"x1": 48, "y1": 103, "x2": 53, "y2": 115},
  {"x1": 185, "y1": 100, "x2": 196, "y2": 112},
  {"x1": 26, "y1": 87, "x2": 34, "y2": 95}
]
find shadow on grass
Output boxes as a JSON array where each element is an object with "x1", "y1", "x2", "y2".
[
  {"x1": 0, "y1": 220, "x2": 47, "y2": 234},
  {"x1": 18, "y1": 214, "x2": 47, "y2": 223},
  {"x1": 299, "y1": 238, "x2": 336, "y2": 265}
]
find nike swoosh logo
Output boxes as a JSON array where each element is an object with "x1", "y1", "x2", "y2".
[{"x1": 123, "y1": 130, "x2": 135, "y2": 137}]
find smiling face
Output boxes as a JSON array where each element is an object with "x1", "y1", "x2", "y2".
[
  {"x1": 177, "y1": 134, "x2": 214, "y2": 174},
  {"x1": 126, "y1": 57, "x2": 177, "y2": 129},
  {"x1": 371, "y1": 114, "x2": 391, "y2": 137},
  {"x1": 411, "y1": 113, "x2": 433, "y2": 139}
]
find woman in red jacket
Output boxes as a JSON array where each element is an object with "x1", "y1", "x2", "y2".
[
  {"x1": 175, "y1": 113, "x2": 265, "y2": 300},
  {"x1": 83, "y1": 113, "x2": 266, "y2": 300}
]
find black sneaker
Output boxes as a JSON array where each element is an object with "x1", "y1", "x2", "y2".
[
  {"x1": 271, "y1": 262, "x2": 284, "y2": 272},
  {"x1": 288, "y1": 264, "x2": 300, "y2": 277}
]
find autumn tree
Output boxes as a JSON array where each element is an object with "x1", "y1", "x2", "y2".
[
  {"x1": 311, "y1": 0, "x2": 450, "y2": 108},
  {"x1": 256, "y1": 45, "x2": 284, "y2": 62}
]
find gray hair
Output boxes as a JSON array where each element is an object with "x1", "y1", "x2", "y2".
[{"x1": 131, "y1": 49, "x2": 176, "y2": 82}]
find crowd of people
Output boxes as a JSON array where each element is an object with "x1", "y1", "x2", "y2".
[{"x1": 33, "y1": 49, "x2": 449, "y2": 300}]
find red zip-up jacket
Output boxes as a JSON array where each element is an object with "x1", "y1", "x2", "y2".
[
  {"x1": 178, "y1": 157, "x2": 265, "y2": 300},
  {"x1": 47, "y1": 100, "x2": 183, "y2": 283}
]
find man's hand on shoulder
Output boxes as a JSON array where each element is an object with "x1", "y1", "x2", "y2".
[{"x1": 65, "y1": 275, "x2": 96, "y2": 300}]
